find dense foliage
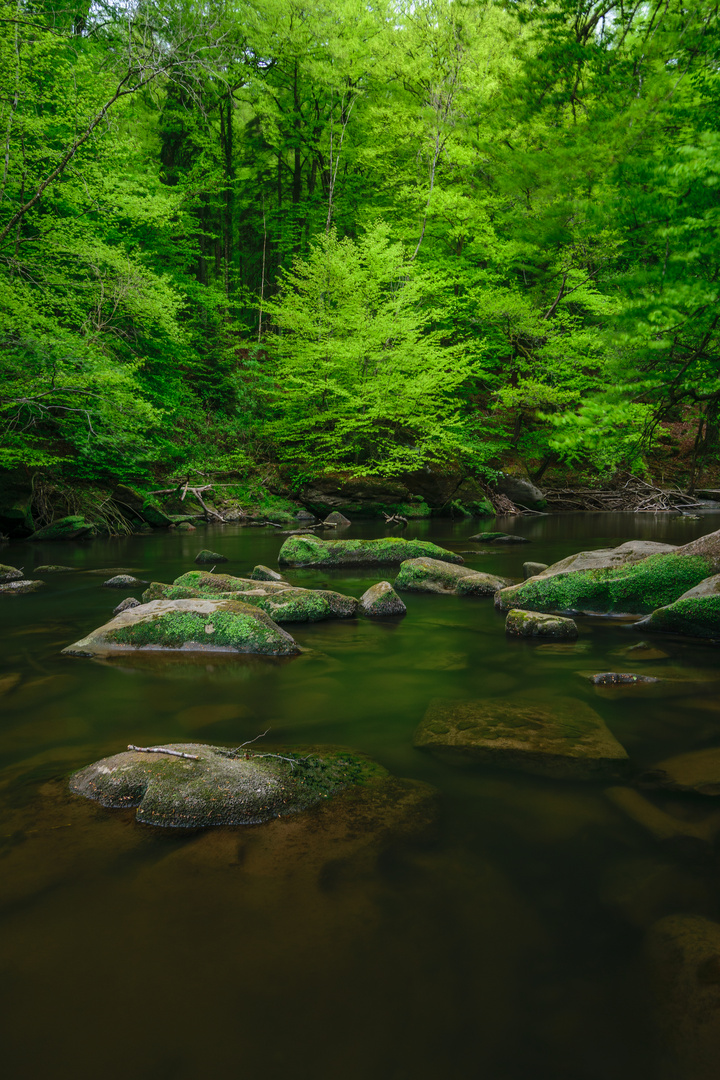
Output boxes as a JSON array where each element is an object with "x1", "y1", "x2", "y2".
[{"x1": 1, "y1": 0, "x2": 718, "y2": 484}]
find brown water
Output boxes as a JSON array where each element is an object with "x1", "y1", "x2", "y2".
[{"x1": 2, "y1": 513, "x2": 720, "y2": 1080}]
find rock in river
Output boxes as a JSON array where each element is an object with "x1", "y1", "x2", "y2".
[
  {"x1": 505, "y1": 609, "x2": 578, "y2": 640},
  {"x1": 495, "y1": 532, "x2": 720, "y2": 616},
  {"x1": 394, "y1": 556, "x2": 511, "y2": 596},
  {"x1": 69, "y1": 742, "x2": 389, "y2": 827},
  {"x1": 28, "y1": 515, "x2": 95, "y2": 541},
  {"x1": 0, "y1": 579, "x2": 44, "y2": 594},
  {"x1": 278, "y1": 534, "x2": 463, "y2": 568},
  {"x1": 414, "y1": 696, "x2": 628, "y2": 779},
  {"x1": 635, "y1": 576, "x2": 720, "y2": 640},
  {"x1": 360, "y1": 581, "x2": 407, "y2": 617},
  {"x1": 194, "y1": 549, "x2": 228, "y2": 564},
  {"x1": 112, "y1": 597, "x2": 141, "y2": 616},
  {"x1": 0, "y1": 564, "x2": 24, "y2": 583},
  {"x1": 61, "y1": 597, "x2": 299, "y2": 657},
  {"x1": 250, "y1": 564, "x2": 286, "y2": 582},
  {"x1": 103, "y1": 574, "x2": 148, "y2": 589},
  {"x1": 469, "y1": 531, "x2": 529, "y2": 544},
  {"x1": 638, "y1": 747, "x2": 720, "y2": 796}
]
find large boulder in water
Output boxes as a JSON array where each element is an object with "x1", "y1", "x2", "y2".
[
  {"x1": 645, "y1": 914, "x2": 720, "y2": 1080},
  {"x1": 144, "y1": 571, "x2": 358, "y2": 622},
  {"x1": 0, "y1": 564, "x2": 23, "y2": 584},
  {"x1": 61, "y1": 597, "x2": 299, "y2": 657},
  {"x1": 278, "y1": 534, "x2": 463, "y2": 568},
  {"x1": 28, "y1": 515, "x2": 94, "y2": 541},
  {"x1": 69, "y1": 743, "x2": 389, "y2": 827},
  {"x1": 394, "y1": 556, "x2": 512, "y2": 596},
  {"x1": 414, "y1": 696, "x2": 628, "y2": 779},
  {"x1": 635, "y1": 575, "x2": 720, "y2": 640},
  {"x1": 360, "y1": 581, "x2": 407, "y2": 616},
  {"x1": 495, "y1": 533, "x2": 720, "y2": 616},
  {"x1": 505, "y1": 609, "x2": 578, "y2": 640}
]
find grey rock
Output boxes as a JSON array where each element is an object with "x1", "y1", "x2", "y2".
[
  {"x1": 0, "y1": 564, "x2": 23, "y2": 584},
  {"x1": 34, "y1": 565, "x2": 74, "y2": 573},
  {"x1": 0, "y1": 578, "x2": 44, "y2": 594},
  {"x1": 324, "y1": 511, "x2": 352, "y2": 526},
  {"x1": 112, "y1": 597, "x2": 141, "y2": 616},
  {"x1": 505, "y1": 609, "x2": 578, "y2": 640},
  {"x1": 394, "y1": 556, "x2": 512, "y2": 596},
  {"x1": 523, "y1": 561, "x2": 548, "y2": 579},
  {"x1": 194, "y1": 549, "x2": 228, "y2": 564},
  {"x1": 250, "y1": 565, "x2": 286, "y2": 582},
  {"x1": 495, "y1": 474, "x2": 546, "y2": 509},
  {"x1": 360, "y1": 581, "x2": 407, "y2": 617},
  {"x1": 103, "y1": 574, "x2": 148, "y2": 588},
  {"x1": 536, "y1": 540, "x2": 677, "y2": 578},
  {"x1": 414, "y1": 696, "x2": 628, "y2": 779},
  {"x1": 585, "y1": 672, "x2": 660, "y2": 686}
]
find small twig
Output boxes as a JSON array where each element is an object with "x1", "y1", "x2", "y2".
[{"x1": 128, "y1": 744, "x2": 199, "y2": 760}]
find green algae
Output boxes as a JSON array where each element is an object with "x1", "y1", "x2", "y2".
[
  {"x1": 69, "y1": 742, "x2": 389, "y2": 827},
  {"x1": 278, "y1": 534, "x2": 463, "y2": 567},
  {"x1": 497, "y1": 554, "x2": 713, "y2": 615}
]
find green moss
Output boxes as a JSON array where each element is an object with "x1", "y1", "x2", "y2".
[
  {"x1": 279, "y1": 535, "x2": 463, "y2": 567},
  {"x1": 645, "y1": 594, "x2": 720, "y2": 639},
  {"x1": 107, "y1": 609, "x2": 281, "y2": 652},
  {"x1": 502, "y1": 554, "x2": 713, "y2": 615},
  {"x1": 174, "y1": 570, "x2": 258, "y2": 593}
]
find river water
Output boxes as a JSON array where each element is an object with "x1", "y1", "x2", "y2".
[{"x1": 2, "y1": 513, "x2": 720, "y2": 1079}]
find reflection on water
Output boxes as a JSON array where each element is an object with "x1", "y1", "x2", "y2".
[{"x1": 2, "y1": 513, "x2": 720, "y2": 1079}]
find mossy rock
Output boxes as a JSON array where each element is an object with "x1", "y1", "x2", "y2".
[
  {"x1": 250, "y1": 565, "x2": 286, "y2": 582},
  {"x1": 145, "y1": 574, "x2": 358, "y2": 622},
  {"x1": 33, "y1": 565, "x2": 74, "y2": 573},
  {"x1": 394, "y1": 557, "x2": 511, "y2": 596},
  {"x1": 103, "y1": 574, "x2": 148, "y2": 588},
  {"x1": 69, "y1": 743, "x2": 389, "y2": 828},
  {"x1": 28, "y1": 515, "x2": 95, "y2": 542},
  {"x1": 194, "y1": 549, "x2": 228, "y2": 564},
  {"x1": 495, "y1": 552, "x2": 717, "y2": 616},
  {"x1": 639, "y1": 748, "x2": 720, "y2": 796},
  {"x1": 360, "y1": 581, "x2": 407, "y2": 617},
  {"x1": 61, "y1": 597, "x2": 300, "y2": 658},
  {"x1": 279, "y1": 534, "x2": 463, "y2": 568},
  {"x1": 0, "y1": 579, "x2": 45, "y2": 594},
  {"x1": 505, "y1": 609, "x2": 578, "y2": 640},
  {"x1": 470, "y1": 531, "x2": 529, "y2": 544},
  {"x1": 0, "y1": 564, "x2": 23, "y2": 584},
  {"x1": 636, "y1": 592, "x2": 720, "y2": 641},
  {"x1": 141, "y1": 500, "x2": 173, "y2": 528},
  {"x1": 414, "y1": 696, "x2": 628, "y2": 780}
]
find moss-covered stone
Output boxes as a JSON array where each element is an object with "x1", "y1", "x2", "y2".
[
  {"x1": 112, "y1": 597, "x2": 141, "y2": 616},
  {"x1": 61, "y1": 597, "x2": 299, "y2": 657},
  {"x1": 250, "y1": 565, "x2": 286, "y2": 582},
  {"x1": 0, "y1": 578, "x2": 44, "y2": 594},
  {"x1": 143, "y1": 575, "x2": 358, "y2": 622},
  {"x1": 69, "y1": 742, "x2": 389, "y2": 827},
  {"x1": 33, "y1": 564, "x2": 74, "y2": 573},
  {"x1": 496, "y1": 553, "x2": 714, "y2": 616},
  {"x1": 505, "y1": 608, "x2": 578, "y2": 640},
  {"x1": 414, "y1": 696, "x2": 628, "y2": 779},
  {"x1": 636, "y1": 594, "x2": 720, "y2": 641},
  {"x1": 394, "y1": 556, "x2": 511, "y2": 596},
  {"x1": 278, "y1": 534, "x2": 463, "y2": 567},
  {"x1": 194, "y1": 549, "x2": 228, "y2": 564},
  {"x1": 0, "y1": 564, "x2": 23, "y2": 584},
  {"x1": 360, "y1": 581, "x2": 407, "y2": 617},
  {"x1": 103, "y1": 574, "x2": 148, "y2": 588},
  {"x1": 470, "y1": 531, "x2": 529, "y2": 544},
  {"x1": 141, "y1": 500, "x2": 173, "y2": 527},
  {"x1": 28, "y1": 515, "x2": 95, "y2": 541}
]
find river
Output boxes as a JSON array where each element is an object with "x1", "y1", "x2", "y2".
[{"x1": 2, "y1": 512, "x2": 720, "y2": 1079}]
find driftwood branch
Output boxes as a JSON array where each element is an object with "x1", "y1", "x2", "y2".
[
  {"x1": 544, "y1": 473, "x2": 703, "y2": 513},
  {"x1": 128, "y1": 744, "x2": 199, "y2": 760},
  {"x1": 383, "y1": 512, "x2": 408, "y2": 526}
]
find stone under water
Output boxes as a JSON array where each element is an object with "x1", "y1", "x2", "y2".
[{"x1": 69, "y1": 742, "x2": 391, "y2": 827}]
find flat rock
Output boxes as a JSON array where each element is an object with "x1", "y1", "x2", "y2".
[
  {"x1": 61, "y1": 597, "x2": 299, "y2": 657},
  {"x1": 194, "y1": 549, "x2": 228, "y2": 564},
  {"x1": 278, "y1": 534, "x2": 463, "y2": 568},
  {"x1": 360, "y1": 581, "x2": 407, "y2": 617},
  {"x1": 414, "y1": 696, "x2": 628, "y2": 779},
  {"x1": 0, "y1": 579, "x2": 44, "y2": 594},
  {"x1": 69, "y1": 742, "x2": 389, "y2": 828},
  {"x1": 103, "y1": 574, "x2": 148, "y2": 588},
  {"x1": 33, "y1": 564, "x2": 74, "y2": 573},
  {"x1": 638, "y1": 748, "x2": 720, "y2": 796},
  {"x1": 469, "y1": 531, "x2": 529, "y2": 544},
  {"x1": 394, "y1": 556, "x2": 511, "y2": 596},
  {"x1": 505, "y1": 609, "x2": 578, "y2": 640},
  {"x1": 616, "y1": 641, "x2": 670, "y2": 662},
  {"x1": 645, "y1": 914, "x2": 720, "y2": 1079},
  {"x1": 585, "y1": 672, "x2": 661, "y2": 686},
  {"x1": 250, "y1": 565, "x2": 286, "y2": 582},
  {"x1": 147, "y1": 572, "x2": 359, "y2": 622},
  {"x1": 0, "y1": 564, "x2": 24, "y2": 582}
]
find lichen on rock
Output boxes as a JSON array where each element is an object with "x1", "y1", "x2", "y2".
[
  {"x1": 505, "y1": 608, "x2": 578, "y2": 640},
  {"x1": 360, "y1": 581, "x2": 407, "y2": 617}
]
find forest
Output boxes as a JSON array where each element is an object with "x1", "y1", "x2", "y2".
[{"x1": 1, "y1": 0, "x2": 718, "y2": 501}]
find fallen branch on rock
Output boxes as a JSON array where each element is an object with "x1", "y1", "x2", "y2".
[{"x1": 128, "y1": 744, "x2": 199, "y2": 760}]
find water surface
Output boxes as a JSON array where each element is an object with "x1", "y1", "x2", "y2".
[{"x1": 2, "y1": 513, "x2": 720, "y2": 1079}]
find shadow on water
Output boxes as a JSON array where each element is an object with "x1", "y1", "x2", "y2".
[{"x1": 2, "y1": 513, "x2": 720, "y2": 1079}]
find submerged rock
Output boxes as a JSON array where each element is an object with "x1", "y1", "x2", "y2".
[
  {"x1": 194, "y1": 549, "x2": 228, "y2": 564},
  {"x1": 33, "y1": 564, "x2": 74, "y2": 573},
  {"x1": 414, "y1": 696, "x2": 628, "y2": 779},
  {"x1": 469, "y1": 531, "x2": 529, "y2": 544},
  {"x1": 495, "y1": 533, "x2": 720, "y2": 616},
  {"x1": 112, "y1": 597, "x2": 141, "y2": 616},
  {"x1": 360, "y1": 581, "x2": 407, "y2": 617},
  {"x1": 394, "y1": 556, "x2": 511, "y2": 596},
  {"x1": 0, "y1": 563, "x2": 23, "y2": 583},
  {"x1": 69, "y1": 742, "x2": 389, "y2": 828},
  {"x1": 278, "y1": 534, "x2": 463, "y2": 568},
  {"x1": 250, "y1": 565, "x2": 286, "y2": 582},
  {"x1": 0, "y1": 579, "x2": 44, "y2": 594},
  {"x1": 638, "y1": 748, "x2": 720, "y2": 796},
  {"x1": 505, "y1": 609, "x2": 578, "y2": 640},
  {"x1": 645, "y1": 914, "x2": 720, "y2": 1080},
  {"x1": 617, "y1": 641, "x2": 670, "y2": 662},
  {"x1": 103, "y1": 574, "x2": 148, "y2": 589},
  {"x1": 585, "y1": 672, "x2": 661, "y2": 686},
  {"x1": 324, "y1": 511, "x2": 351, "y2": 526},
  {"x1": 61, "y1": 597, "x2": 299, "y2": 657},
  {"x1": 28, "y1": 515, "x2": 94, "y2": 541}
]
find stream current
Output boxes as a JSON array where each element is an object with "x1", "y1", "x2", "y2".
[{"x1": 2, "y1": 512, "x2": 720, "y2": 1079}]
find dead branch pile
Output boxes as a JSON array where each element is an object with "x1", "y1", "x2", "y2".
[{"x1": 544, "y1": 474, "x2": 706, "y2": 514}]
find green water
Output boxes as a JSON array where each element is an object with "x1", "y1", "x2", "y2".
[{"x1": 2, "y1": 514, "x2": 720, "y2": 1079}]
